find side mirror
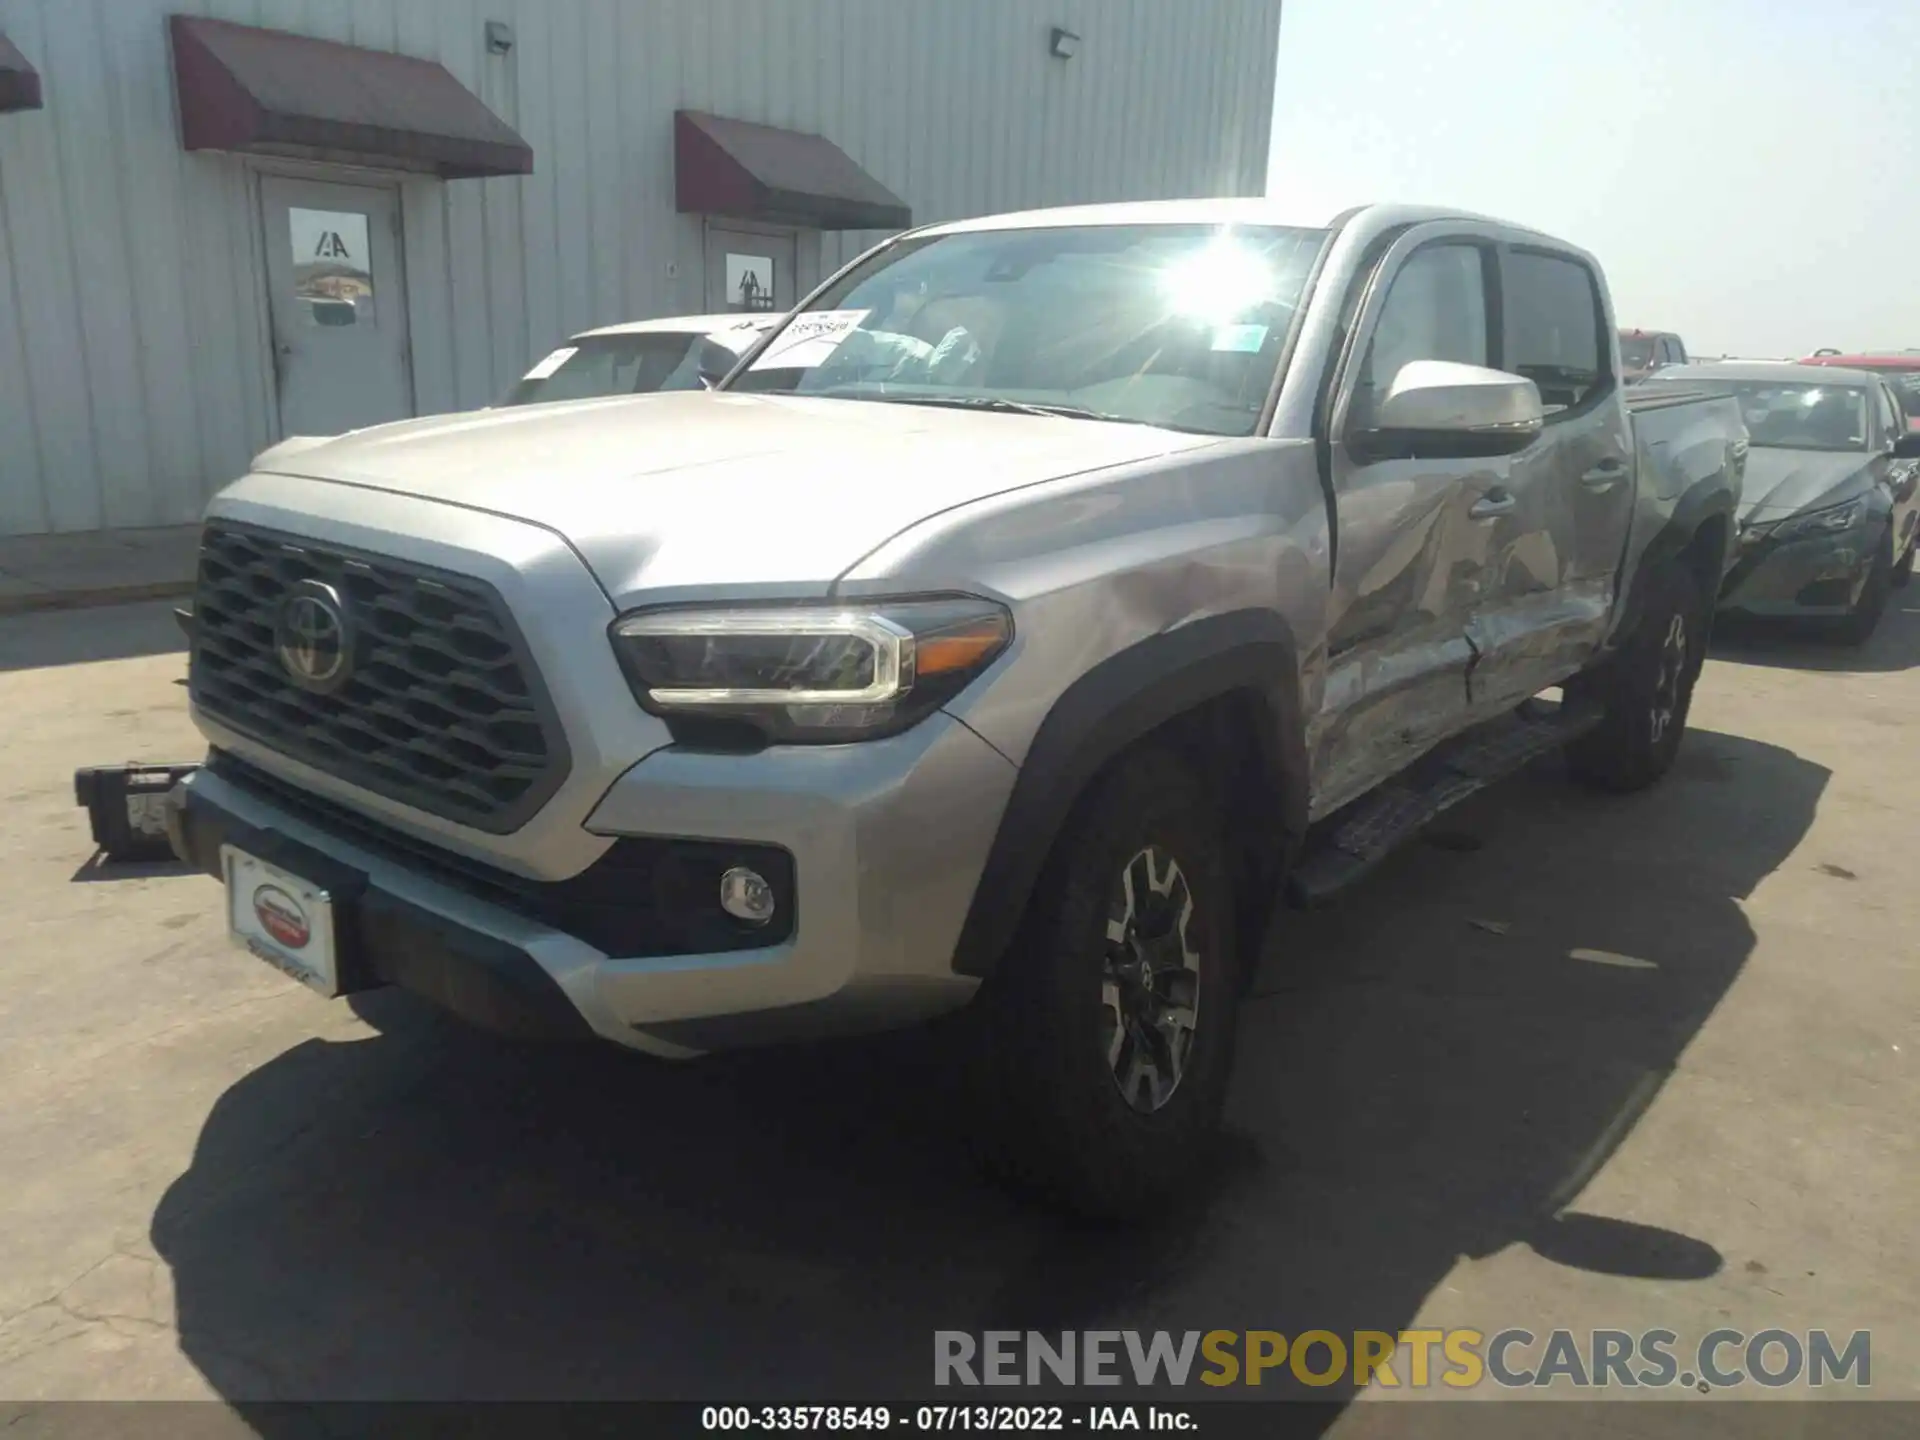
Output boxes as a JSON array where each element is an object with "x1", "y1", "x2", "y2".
[
  {"x1": 1365, "y1": 360, "x2": 1545, "y2": 459},
  {"x1": 1890, "y1": 432, "x2": 1920, "y2": 460}
]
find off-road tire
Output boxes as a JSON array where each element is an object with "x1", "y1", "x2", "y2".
[
  {"x1": 1563, "y1": 560, "x2": 1708, "y2": 793},
  {"x1": 1829, "y1": 531, "x2": 1893, "y2": 646},
  {"x1": 964, "y1": 746, "x2": 1241, "y2": 1222}
]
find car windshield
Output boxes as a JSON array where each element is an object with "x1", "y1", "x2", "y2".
[
  {"x1": 1652, "y1": 379, "x2": 1871, "y2": 452},
  {"x1": 1619, "y1": 335, "x2": 1658, "y2": 368},
  {"x1": 503, "y1": 329, "x2": 760, "y2": 406},
  {"x1": 723, "y1": 223, "x2": 1329, "y2": 436}
]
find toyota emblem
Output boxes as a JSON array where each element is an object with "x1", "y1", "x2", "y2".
[{"x1": 274, "y1": 580, "x2": 354, "y2": 692}]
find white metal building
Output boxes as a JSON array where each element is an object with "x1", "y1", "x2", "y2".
[{"x1": 0, "y1": 0, "x2": 1282, "y2": 539}]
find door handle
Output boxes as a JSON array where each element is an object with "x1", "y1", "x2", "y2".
[
  {"x1": 1581, "y1": 457, "x2": 1628, "y2": 490},
  {"x1": 1469, "y1": 489, "x2": 1515, "y2": 520}
]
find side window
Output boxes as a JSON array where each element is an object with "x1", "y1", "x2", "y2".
[
  {"x1": 1657, "y1": 337, "x2": 1679, "y2": 366},
  {"x1": 1350, "y1": 243, "x2": 1491, "y2": 431},
  {"x1": 1875, "y1": 383, "x2": 1901, "y2": 442},
  {"x1": 1503, "y1": 250, "x2": 1607, "y2": 415},
  {"x1": 1670, "y1": 336, "x2": 1688, "y2": 364}
]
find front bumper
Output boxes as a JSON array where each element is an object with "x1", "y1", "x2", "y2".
[
  {"x1": 1717, "y1": 525, "x2": 1875, "y2": 617},
  {"x1": 170, "y1": 713, "x2": 1016, "y2": 1056}
]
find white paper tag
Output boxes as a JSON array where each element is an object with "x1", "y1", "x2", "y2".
[
  {"x1": 748, "y1": 309, "x2": 871, "y2": 371},
  {"x1": 522, "y1": 346, "x2": 578, "y2": 381},
  {"x1": 1211, "y1": 323, "x2": 1269, "y2": 354}
]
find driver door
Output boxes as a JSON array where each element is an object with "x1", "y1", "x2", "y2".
[{"x1": 1308, "y1": 227, "x2": 1504, "y2": 819}]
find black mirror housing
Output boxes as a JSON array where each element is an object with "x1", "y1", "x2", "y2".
[{"x1": 1891, "y1": 432, "x2": 1920, "y2": 460}]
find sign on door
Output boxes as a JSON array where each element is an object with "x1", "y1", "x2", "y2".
[
  {"x1": 726, "y1": 252, "x2": 777, "y2": 312},
  {"x1": 288, "y1": 207, "x2": 375, "y2": 327}
]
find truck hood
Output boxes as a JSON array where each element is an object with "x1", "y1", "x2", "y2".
[
  {"x1": 251, "y1": 391, "x2": 1219, "y2": 600},
  {"x1": 1738, "y1": 448, "x2": 1875, "y2": 523}
]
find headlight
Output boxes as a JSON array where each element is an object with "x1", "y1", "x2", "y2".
[
  {"x1": 1771, "y1": 497, "x2": 1865, "y2": 542},
  {"x1": 610, "y1": 597, "x2": 1013, "y2": 744}
]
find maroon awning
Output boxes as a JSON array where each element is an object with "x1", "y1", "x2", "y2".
[
  {"x1": 167, "y1": 15, "x2": 530, "y2": 179},
  {"x1": 0, "y1": 32, "x2": 42, "y2": 113},
  {"x1": 675, "y1": 110, "x2": 910, "y2": 232}
]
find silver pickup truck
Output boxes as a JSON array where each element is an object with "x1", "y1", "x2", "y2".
[{"x1": 167, "y1": 199, "x2": 1745, "y2": 1218}]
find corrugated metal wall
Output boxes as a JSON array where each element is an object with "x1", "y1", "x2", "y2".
[{"x1": 0, "y1": 0, "x2": 1283, "y2": 538}]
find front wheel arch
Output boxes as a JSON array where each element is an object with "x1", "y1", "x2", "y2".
[{"x1": 949, "y1": 611, "x2": 1308, "y2": 981}]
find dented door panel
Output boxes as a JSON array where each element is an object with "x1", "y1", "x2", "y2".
[
  {"x1": 1306, "y1": 225, "x2": 1503, "y2": 818},
  {"x1": 1310, "y1": 454, "x2": 1498, "y2": 818}
]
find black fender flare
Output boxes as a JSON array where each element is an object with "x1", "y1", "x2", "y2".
[
  {"x1": 950, "y1": 609, "x2": 1309, "y2": 979},
  {"x1": 1615, "y1": 476, "x2": 1738, "y2": 643}
]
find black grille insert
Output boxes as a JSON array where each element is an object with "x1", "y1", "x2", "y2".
[{"x1": 188, "y1": 523, "x2": 569, "y2": 833}]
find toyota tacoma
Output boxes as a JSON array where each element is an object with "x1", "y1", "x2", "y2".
[{"x1": 167, "y1": 199, "x2": 1747, "y2": 1217}]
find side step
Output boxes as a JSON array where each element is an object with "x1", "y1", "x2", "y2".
[{"x1": 1286, "y1": 699, "x2": 1602, "y2": 907}]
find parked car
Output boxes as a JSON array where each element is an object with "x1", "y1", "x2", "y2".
[
  {"x1": 166, "y1": 199, "x2": 1745, "y2": 1219},
  {"x1": 502, "y1": 313, "x2": 781, "y2": 406},
  {"x1": 1799, "y1": 350, "x2": 1920, "y2": 432},
  {"x1": 1619, "y1": 327, "x2": 1688, "y2": 383},
  {"x1": 1644, "y1": 361, "x2": 1920, "y2": 642}
]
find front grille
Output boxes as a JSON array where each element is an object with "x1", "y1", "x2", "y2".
[
  {"x1": 209, "y1": 752, "x2": 795, "y2": 957},
  {"x1": 188, "y1": 522, "x2": 569, "y2": 833}
]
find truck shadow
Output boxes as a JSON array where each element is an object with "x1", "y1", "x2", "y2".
[
  {"x1": 0, "y1": 598, "x2": 188, "y2": 673},
  {"x1": 1710, "y1": 589, "x2": 1920, "y2": 673},
  {"x1": 148, "y1": 726, "x2": 1825, "y2": 1428}
]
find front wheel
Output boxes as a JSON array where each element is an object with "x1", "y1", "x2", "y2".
[
  {"x1": 964, "y1": 746, "x2": 1242, "y2": 1221},
  {"x1": 1564, "y1": 560, "x2": 1708, "y2": 793}
]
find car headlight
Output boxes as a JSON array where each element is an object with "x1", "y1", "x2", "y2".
[
  {"x1": 1771, "y1": 497, "x2": 1865, "y2": 543},
  {"x1": 610, "y1": 597, "x2": 1014, "y2": 744}
]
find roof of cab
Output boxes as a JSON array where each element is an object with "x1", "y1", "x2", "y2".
[
  {"x1": 910, "y1": 197, "x2": 1550, "y2": 243},
  {"x1": 571, "y1": 312, "x2": 779, "y2": 341}
]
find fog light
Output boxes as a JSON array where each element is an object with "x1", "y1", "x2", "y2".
[{"x1": 719, "y1": 866, "x2": 777, "y2": 925}]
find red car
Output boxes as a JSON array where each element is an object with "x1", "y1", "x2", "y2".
[{"x1": 1802, "y1": 351, "x2": 1920, "y2": 431}]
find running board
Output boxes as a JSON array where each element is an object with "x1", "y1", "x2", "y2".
[{"x1": 1286, "y1": 699, "x2": 1603, "y2": 908}]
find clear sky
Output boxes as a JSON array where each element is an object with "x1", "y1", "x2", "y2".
[{"x1": 1267, "y1": 0, "x2": 1917, "y2": 360}]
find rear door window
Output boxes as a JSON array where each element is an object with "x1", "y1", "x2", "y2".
[{"x1": 1503, "y1": 250, "x2": 1608, "y2": 414}]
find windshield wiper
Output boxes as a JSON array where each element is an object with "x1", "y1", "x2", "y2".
[{"x1": 869, "y1": 395, "x2": 1144, "y2": 425}]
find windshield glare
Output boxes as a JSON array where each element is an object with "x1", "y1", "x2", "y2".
[
  {"x1": 1653, "y1": 379, "x2": 1871, "y2": 452},
  {"x1": 724, "y1": 223, "x2": 1329, "y2": 436}
]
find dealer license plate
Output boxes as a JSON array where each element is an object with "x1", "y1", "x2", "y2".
[{"x1": 222, "y1": 845, "x2": 340, "y2": 998}]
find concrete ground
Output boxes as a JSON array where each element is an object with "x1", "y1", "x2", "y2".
[{"x1": 0, "y1": 595, "x2": 1914, "y2": 1434}]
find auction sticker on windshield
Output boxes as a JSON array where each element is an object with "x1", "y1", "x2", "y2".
[
  {"x1": 748, "y1": 309, "x2": 870, "y2": 371},
  {"x1": 222, "y1": 845, "x2": 341, "y2": 997}
]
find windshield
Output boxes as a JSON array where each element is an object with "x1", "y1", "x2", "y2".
[
  {"x1": 724, "y1": 223, "x2": 1329, "y2": 436},
  {"x1": 504, "y1": 329, "x2": 759, "y2": 406},
  {"x1": 1619, "y1": 335, "x2": 1658, "y2": 368},
  {"x1": 1651, "y1": 379, "x2": 1871, "y2": 452}
]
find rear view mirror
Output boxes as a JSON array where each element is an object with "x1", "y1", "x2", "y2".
[
  {"x1": 1891, "y1": 432, "x2": 1920, "y2": 460},
  {"x1": 1366, "y1": 360, "x2": 1545, "y2": 458}
]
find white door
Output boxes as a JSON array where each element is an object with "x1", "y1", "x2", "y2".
[
  {"x1": 705, "y1": 227, "x2": 799, "y2": 315},
  {"x1": 260, "y1": 176, "x2": 413, "y2": 437}
]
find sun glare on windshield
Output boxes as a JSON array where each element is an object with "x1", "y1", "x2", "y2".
[{"x1": 1158, "y1": 239, "x2": 1280, "y2": 326}]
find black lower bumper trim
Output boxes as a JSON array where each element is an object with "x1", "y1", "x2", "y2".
[{"x1": 172, "y1": 782, "x2": 595, "y2": 1043}]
